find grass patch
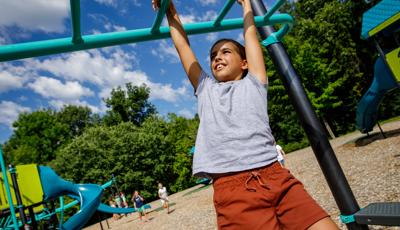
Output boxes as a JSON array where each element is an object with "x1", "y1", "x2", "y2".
[
  {"x1": 183, "y1": 184, "x2": 211, "y2": 197},
  {"x1": 380, "y1": 116, "x2": 400, "y2": 124}
]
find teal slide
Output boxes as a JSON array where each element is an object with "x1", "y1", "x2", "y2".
[
  {"x1": 356, "y1": 56, "x2": 399, "y2": 133},
  {"x1": 38, "y1": 166, "x2": 135, "y2": 229}
]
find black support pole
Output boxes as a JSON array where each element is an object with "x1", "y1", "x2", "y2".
[
  {"x1": 28, "y1": 206, "x2": 38, "y2": 230},
  {"x1": 9, "y1": 164, "x2": 29, "y2": 228},
  {"x1": 251, "y1": 1, "x2": 368, "y2": 229}
]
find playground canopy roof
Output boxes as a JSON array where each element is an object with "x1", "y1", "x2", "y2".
[{"x1": 361, "y1": 0, "x2": 400, "y2": 39}]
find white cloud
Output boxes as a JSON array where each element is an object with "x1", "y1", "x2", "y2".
[
  {"x1": 104, "y1": 23, "x2": 127, "y2": 32},
  {"x1": 94, "y1": 0, "x2": 117, "y2": 7},
  {"x1": 149, "y1": 82, "x2": 188, "y2": 102},
  {"x1": 160, "y1": 68, "x2": 166, "y2": 75},
  {"x1": 177, "y1": 108, "x2": 194, "y2": 118},
  {"x1": 130, "y1": 0, "x2": 141, "y2": 7},
  {"x1": 180, "y1": 14, "x2": 196, "y2": 24},
  {"x1": 206, "y1": 32, "x2": 218, "y2": 42},
  {"x1": 199, "y1": 10, "x2": 218, "y2": 21},
  {"x1": 195, "y1": 0, "x2": 218, "y2": 6},
  {"x1": 23, "y1": 48, "x2": 188, "y2": 104},
  {"x1": 236, "y1": 33, "x2": 244, "y2": 43},
  {"x1": 0, "y1": 101, "x2": 31, "y2": 128},
  {"x1": 1, "y1": 46, "x2": 191, "y2": 118},
  {"x1": 27, "y1": 49, "x2": 138, "y2": 86},
  {"x1": 0, "y1": 0, "x2": 69, "y2": 33},
  {"x1": 48, "y1": 99, "x2": 102, "y2": 113},
  {"x1": 151, "y1": 40, "x2": 180, "y2": 63},
  {"x1": 89, "y1": 14, "x2": 127, "y2": 33},
  {"x1": 0, "y1": 71, "x2": 24, "y2": 93},
  {"x1": 28, "y1": 77, "x2": 94, "y2": 101},
  {"x1": 0, "y1": 63, "x2": 32, "y2": 93},
  {"x1": 94, "y1": 0, "x2": 141, "y2": 8},
  {"x1": 160, "y1": 10, "x2": 216, "y2": 28}
]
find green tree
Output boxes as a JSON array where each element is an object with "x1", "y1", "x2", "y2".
[
  {"x1": 3, "y1": 105, "x2": 97, "y2": 165},
  {"x1": 57, "y1": 105, "x2": 98, "y2": 137},
  {"x1": 103, "y1": 83, "x2": 156, "y2": 126},
  {"x1": 166, "y1": 114, "x2": 198, "y2": 192},
  {"x1": 263, "y1": 45, "x2": 309, "y2": 152},
  {"x1": 4, "y1": 110, "x2": 69, "y2": 164},
  {"x1": 53, "y1": 116, "x2": 176, "y2": 200}
]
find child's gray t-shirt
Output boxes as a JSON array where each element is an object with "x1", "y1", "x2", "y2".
[{"x1": 193, "y1": 70, "x2": 278, "y2": 177}]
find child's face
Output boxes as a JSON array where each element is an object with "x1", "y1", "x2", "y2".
[{"x1": 210, "y1": 41, "x2": 248, "y2": 82}]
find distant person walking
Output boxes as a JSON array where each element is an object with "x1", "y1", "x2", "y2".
[
  {"x1": 109, "y1": 198, "x2": 120, "y2": 220},
  {"x1": 120, "y1": 192, "x2": 128, "y2": 208},
  {"x1": 114, "y1": 192, "x2": 122, "y2": 208},
  {"x1": 132, "y1": 191, "x2": 148, "y2": 222},
  {"x1": 120, "y1": 192, "x2": 129, "y2": 216},
  {"x1": 158, "y1": 183, "x2": 170, "y2": 214}
]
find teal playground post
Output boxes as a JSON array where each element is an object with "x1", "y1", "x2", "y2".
[{"x1": 0, "y1": 147, "x2": 19, "y2": 230}]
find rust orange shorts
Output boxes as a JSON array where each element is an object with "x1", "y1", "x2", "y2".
[{"x1": 212, "y1": 162, "x2": 329, "y2": 230}]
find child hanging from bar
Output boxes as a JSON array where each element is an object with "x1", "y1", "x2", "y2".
[{"x1": 152, "y1": 0, "x2": 338, "y2": 229}]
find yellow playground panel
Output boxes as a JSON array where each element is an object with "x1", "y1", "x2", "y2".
[
  {"x1": 386, "y1": 47, "x2": 400, "y2": 81},
  {"x1": 0, "y1": 164, "x2": 44, "y2": 212}
]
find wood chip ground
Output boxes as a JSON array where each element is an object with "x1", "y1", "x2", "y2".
[{"x1": 85, "y1": 121, "x2": 400, "y2": 230}]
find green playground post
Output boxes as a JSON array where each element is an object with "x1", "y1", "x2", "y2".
[
  {"x1": 0, "y1": 148, "x2": 19, "y2": 230},
  {"x1": 59, "y1": 196, "x2": 64, "y2": 228},
  {"x1": 70, "y1": 0, "x2": 83, "y2": 44},
  {"x1": 214, "y1": 0, "x2": 236, "y2": 26},
  {"x1": 263, "y1": 0, "x2": 286, "y2": 22},
  {"x1": 151, "y1": 0, "x2": 170, "y2": 33}
]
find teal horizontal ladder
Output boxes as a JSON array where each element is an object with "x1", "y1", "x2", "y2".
[{"x1": 0, "y1": 0, "x2": 293, "y2": 62}]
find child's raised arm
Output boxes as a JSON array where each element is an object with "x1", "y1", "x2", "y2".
[
  {"x1": 152, "y1": 0, "x2": 202, "y2": 89},
  {"x1": 239, "y1": 0, "x2": 267, "y2": 84}
]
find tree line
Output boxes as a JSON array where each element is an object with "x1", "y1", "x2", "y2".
[{"x1": 2, "y1": 0, "x2": 400, "y2": 202}]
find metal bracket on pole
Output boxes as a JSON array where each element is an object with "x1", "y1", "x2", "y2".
[
  {"x1": 151, "y1": 0, "x2": 170, "y2": 33},
  {"x1": 70, "y1": 0, "x2": 83, "y2": 44},
  {"x1": 214, "y1": 0, "x2": 236, "y2": 26},
  {"x1": 261, "y1": 22, "x2": 292, "y2": 46}
]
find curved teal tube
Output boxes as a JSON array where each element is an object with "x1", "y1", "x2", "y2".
[
  {"x1": 97, "y1": 203, "x2": 135, "y2": 214},
  {"x1": 38, "y1": 166, "x2": 103, "y2": 230},
  {"x1": 356, "y1": 56, "x2": 399, "y2": 133}
]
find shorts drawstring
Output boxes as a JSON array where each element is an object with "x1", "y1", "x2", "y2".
[{"x1": 245, "y1": 171, "x2": 269, "y2": 192}]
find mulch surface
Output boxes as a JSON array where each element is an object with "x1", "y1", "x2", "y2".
[{"x1": 85, "y1": 121, "x2": 400, "y2": 230}]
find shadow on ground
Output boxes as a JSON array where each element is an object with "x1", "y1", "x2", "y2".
[
  {"x1": 149, "y1": 202, "x2": 176, "y2": 213},
  {"x1": 353, "y1": 128, "x2": 400, "y2": 147}
]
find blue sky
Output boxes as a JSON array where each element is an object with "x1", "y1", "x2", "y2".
[{"x1": 0, "y1": 0, "x2": 273, "y2": 143}]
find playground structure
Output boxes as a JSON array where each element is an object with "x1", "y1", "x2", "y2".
[
  {"x1": 0, "y1": 0, "x2": 399, "y2": 229},
  {"x1": 0, "y1": 0, "x2": 291, "y2": 229},
  {"x1": 356, "y1": 0, "x2": 400, "y2": 134},
  {"x1": 0, "y1": 147, "x2": 136, "y2": 229}
]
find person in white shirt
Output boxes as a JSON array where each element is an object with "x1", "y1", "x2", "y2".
[{"x1": 158, "y1": 183, "x2": 170, "y2": 214}]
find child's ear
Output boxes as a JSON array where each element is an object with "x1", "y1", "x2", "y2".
[{"x1": 241, "y1": 59, "x2": 248, "y2": 70}]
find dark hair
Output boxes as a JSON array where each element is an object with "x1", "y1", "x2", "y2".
[{"x1": 209, "y1": 38, "x2": 248, "y2": 78}]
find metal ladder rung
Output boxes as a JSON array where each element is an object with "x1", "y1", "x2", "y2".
[{"x1": 355, "y1": 202, "x2": 400, "y2": 226}]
